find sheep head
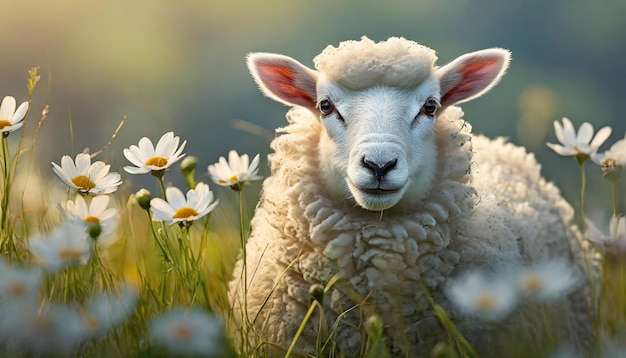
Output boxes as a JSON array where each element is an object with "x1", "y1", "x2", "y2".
[{"x1": 248, "y1": 37, "x2": 510, "y2": 211}]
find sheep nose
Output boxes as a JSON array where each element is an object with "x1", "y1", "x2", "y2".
[{"x1": 361, "y1": 158, "x2": 398, "y2": 179}]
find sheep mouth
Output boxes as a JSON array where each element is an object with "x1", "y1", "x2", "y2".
[{"x1": 359, "y1": 188, "x2": 401, "y2": 195}]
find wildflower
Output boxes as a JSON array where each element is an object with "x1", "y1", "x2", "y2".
[
  {"x1": 0, "y1": 259, "x2": 42, "y2": 303},
  {"x1": 585, "y1": 216, "x2": 626, "y2": 254},
  {"x1": 208, "y1": 150, "x2": 262, "y2": 191},
  {"x1": 82, "y1": 284, "x2": 138, "y2": 337},
  {"x1": 58, "y1": 195, "x2": 118, "y2": 239},
  {"x1": 51, "y1": 153, "x2": 122, "y2": 194},
  {"x1": 0, "y1": 96, "x2": 29, "y2": 135},
  {"x1": 607, "y1": 215, "x2": 626, "y2": 253},
  {"x1": 516, "y1": 259, "x2": 579, "y2": 302},
  {"x1": 123, "y1": 131, "x2": 186, "y2": 176},
  {"x1": 28, "y1": 223, "x2": 91, "y2": 272},
  {"x1": 150, "y1": 182, "x2": 218, "y2": 225},
  {"x1": 591, "y1": 133, "x2": 626, "y2": 180},
  {"x1": 546, "y1": 117, "x2": 611, "y2": 162},
  {"x1": 0, "y1": 302, "x2": 86, "y2": 354},
  {"x1": 446, "y1": 270, "x2": 518, "y2": 321},
  {"x1": 150, "y1": 307, "x2": 226, "y2": 357}
]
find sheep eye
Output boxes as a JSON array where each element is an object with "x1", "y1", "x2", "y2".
[
  {"x1": 421, "y1": 98, "x2": 440, "y2": 117},
  {"x1": 318, "y1": 97, "x2": 335, "y2": 116}
]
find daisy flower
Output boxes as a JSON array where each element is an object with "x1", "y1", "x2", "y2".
[
  {"x1": 0, "y1": 259, "x2": 42, "y2": 303},
  {"x1": 591, "y1": 133, "x2": 626, "y2": 177},
  {"x1": 446, "y1": 270, "x2": 518, "y2": 321},
  {"x1": 150, "y1": 182, "x2": 218, "y2": 225},
  {"x1": 208, "y1": 150, "x2": 262, "y2": 190},
  {"x1": 28, "y1": 223, "x2": 91, "y2": 272},
  {"x1": 516, "y1": 259, "x2": 580, "y2": 302},
  {"x1": 0, "y1": 96, "x2": 29, "y2": 135},
  {"x1": 150, "y1": 307, "x2": 226, "y2": 357},
  {"x1": 58, "y1": 195, "x2": 118, "y2": 239},
  {"x1": 51, "y1": 153, "x2": 122, "y2": 194},
  {"x1": 82, "y1": 284, "x2": 138, "y2": 338},
  {"x1": 123, "y1": 131, "x2": 186, "y2": 175},
  {"x1": 546, "y1": 117, "x2": 611, "y2": 159},
  {"x1": 585, "y1": 216, "x2": 626, "y2": 254},
  {"x1": 0, "y1": 302, "x2": 86, "y2": 355}
]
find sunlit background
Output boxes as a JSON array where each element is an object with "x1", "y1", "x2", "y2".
[{"x1": 1, "y1": 0, "x2": 624, "y2": 218}]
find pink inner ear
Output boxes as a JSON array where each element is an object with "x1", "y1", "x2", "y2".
[
  {"x1": 441, "y1": 58, "x2": 500, "y2": 105},
  {"x1": 257, "y1": 63, "x2": 315, "y2": 105}
]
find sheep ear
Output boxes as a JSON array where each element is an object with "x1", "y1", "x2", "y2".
[
  {"x1": 437, "y1": 49, "x2": 511, "y2": 107},
  {"x1": 248, "y1": 53, "x2": 318, "y2": 110}
]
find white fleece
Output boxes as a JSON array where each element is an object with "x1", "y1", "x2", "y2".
[{"x1": 230, "y1": 105, "x2": 596, "y2": 355}]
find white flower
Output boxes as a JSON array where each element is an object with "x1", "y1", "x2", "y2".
[
  {"x1": 546, "y1": 117, "x2": 612, "y2": 157},
  {"x1": 516, "y1": 259, "x2": 580, "y2": 302},
  {"x1": 51, "y1": 153, "x2": 122, "y2": 194},
  {"x1": 28, "y1": 224, "x2": 91, "y2": 272},
  {"x1": 591, "y1": 133, "x2": 626, "y2": 168},
  {"x1": 123, "y1": 131, "x2": 186, "y2": 174},
  {"x1": 82, "y1": 284, "x2": 138, "y2": 337},
  {"x1": 0, "y1": 302, "x2": 86, "y2": 354},
  {"x1": 607, "y1": 215, "x2": 626, "y2": 253},
  {"x1": 208, "y1": 150, "x2": 262, "y2": 188},
  {"x1": 446, "y1": 270, "x2": 518, "y2": 321},
  {"x1": 150, "y1": 307, "x2": 226, "y2": 357},
  {"x1": 610, "y1": 215, "x2": 626, "y2": 239},
  {"x1": 585, "y1": 216, "x2": 626, "y2": 254},
  {"x1": 0, "y1": 96, "x2": 29, "y2": 134},
  {"x1": 58, "y1": 195, "x2": 118, "y2": 239},
  {"x1": 0, "y1": 259, "x2": 42, "y2": 304},
  {"x1": 150, "y1": 182, "x2": 218, "y2": 225}
]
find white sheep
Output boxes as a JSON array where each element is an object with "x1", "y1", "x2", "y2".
[{"x1": 231, "y1": 36, "x2": 596, "y2": 356}]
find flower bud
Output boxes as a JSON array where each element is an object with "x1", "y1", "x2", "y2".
[
  {"x1": 181, "y1": 156, "x2": 198, "y2": 189},
  {"x1": 87, "y1": 221, "x2": 102, "y2": 240},
  {"x1": 309, "y1": 284, "x2": 324, "y2": 304},
  {"x1": 135, "y1": 189, "x2": 152, "y2": 211}
]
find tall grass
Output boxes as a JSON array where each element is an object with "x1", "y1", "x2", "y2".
[{"x1": 0, "y1": 69, "x2": 625, "y2": 357}]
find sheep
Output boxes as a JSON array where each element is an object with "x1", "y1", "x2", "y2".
[{"x1": 231, "y1": 36, "x2": 597, "y2": 356}]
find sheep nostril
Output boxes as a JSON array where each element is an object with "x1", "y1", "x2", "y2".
[{"x1": 361, "y1": 158, "x2": 398, "y2": 179}]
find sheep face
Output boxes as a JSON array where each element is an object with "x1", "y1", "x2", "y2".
[
  {"x1": 248, "y1": 37, "x2": 510, "y2": 211},
  {"x1": 315, "y1": 73, "x2": 440, "y2": 211}
]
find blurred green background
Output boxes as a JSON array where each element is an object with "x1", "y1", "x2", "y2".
[{"x1": 0, "y1": 0, "x2": 624, "y2": 218}]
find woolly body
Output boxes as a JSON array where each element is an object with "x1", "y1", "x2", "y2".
[{"x1": 232, "y1": 37, "x2": 594, "y2": 355}]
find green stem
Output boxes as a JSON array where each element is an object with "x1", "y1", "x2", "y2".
[
  {"x1": 238, "y1": 189, "x2": 250, "y2": 356},
  {"x1": 1, "y1": 136, "x2": 11, "y2": 234},
  {"x1": 579, "y1": 160, "x2": 587, "y2": 231},
  {"x1": 157, "y1": 176, "x2": 167, "y2": 199},
  {"x1": 611, "y1": 181, "x2": 617, "y2": 217}
]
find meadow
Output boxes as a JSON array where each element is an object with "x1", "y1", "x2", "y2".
[{"x1": 0, "y1": 66, "x2": 625, "y2": 358}]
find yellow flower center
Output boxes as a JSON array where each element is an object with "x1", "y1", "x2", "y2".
[
  {"x1": 0, "y1": 119, "x2": 11, "y2": 129},
  {"x1": 57, "y1": 247, "x2": 85, "y2": 260},
  {"x1": 475, "y1": 293, "x2": 496, "y2": 311},
  {"x1": 84, "y1": 216, "x2": 100, "y2": 223},
  {"x1": 173, "y1": 206, "x2": 199, "y2": 219},
  {"x1": 71, "y1": 175, "x2": 96, "y2": 191},
  {"x1": 82, "y1": 311, "x2": 99, "y2": 330},
  {"x1": 218, "y1": 174, "x2": 238, "y2": 184},
  {"x1": 8, "y1": 282, "x2": 27, "y2": 297},
  {"x1": 145, "y1": 156, "x2": 168, "y2": 167},
  {"x1": 520, "y1": 274, "x2": 544, "y2": 292},
  {"x1": 174, "y1": 323, "x2": 192, "y2": 339}
]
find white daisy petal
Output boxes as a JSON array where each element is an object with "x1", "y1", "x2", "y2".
[
  {"x1": 577, "y1": 122, "x2": 594, "y2": 144},
  {"x1": 12, "y1": 101, "x2": 29, "y2": 123},
  {"x1": 0, "y1": 96, "x2": 16, "y2": 120},
  {"x1": 590, "y1": 126, "x2": 612, "y2": 148}
]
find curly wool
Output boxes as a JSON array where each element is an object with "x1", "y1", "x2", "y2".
[
  {"x1": 313, "y1": 36, "x2": 437, "y2": 90},
  {"x1": 231, "y1": 104, "x2": 594, "y2": 355}
]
